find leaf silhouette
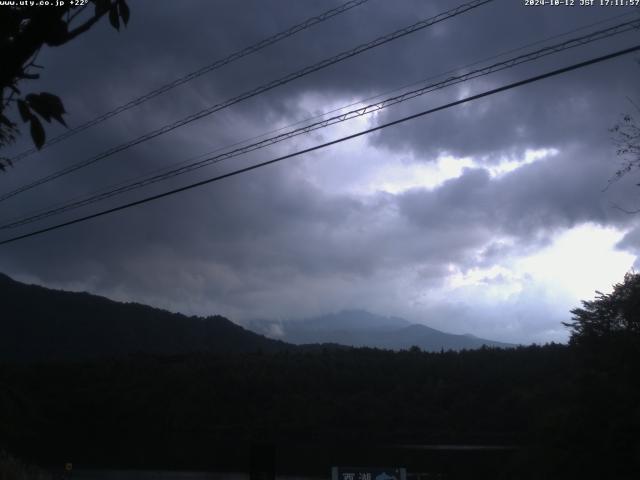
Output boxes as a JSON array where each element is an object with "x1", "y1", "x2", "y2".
[
  {"x1": 26, "y1": 94, "x2": 52, "y2": 122},
  {"x1": 118, "y1": 0, "x2": 130, "y2": 25},
  {"x1": 109, "y1": 5, "x2": 120, "y2": 30},
  {"x1": 17, "y1": 100, "x2": 31, "y2": 122},
  {"x1": 93, "y1": 0, "x2": 111, "y2": 16},
  {"x1": 27, "y1": 92, "x2": 67, "y2": 126},
  {"x1": 30, "y1": 116, "x2": 45, "y2": 149}
]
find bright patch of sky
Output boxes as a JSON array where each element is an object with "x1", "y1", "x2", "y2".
[
  {"x1": 517, "y1": 223, "x2": 636, "y2": 303},
  {"x1": 290, "y1": 91, "x2": 560, "y2": 194},
  {"x1": 421, "y1": 223, "x2": 636, "y2": 342},
  {"x1": 292, "y1": 93, "x2": 637, "y2": 341},
  {"x1": 443, "y1": 224, "x2": 635, "y2": 303},
  {"x1": 487, "y1": 148, "x2": 559, "y2": 177}
]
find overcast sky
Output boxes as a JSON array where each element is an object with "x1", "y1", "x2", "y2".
[{"x1": 1, "y1": 0, "x2": 640, "y2": 343}]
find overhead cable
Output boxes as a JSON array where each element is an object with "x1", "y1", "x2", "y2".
[
  {"x1": 3, "y1": 17, "x2": 638, "y2": 230},
  {"x1": 0, "y1": 0, "x2": 493, "y2": 203},
  {"x1": 1, "y1": 43, "x2": 638, "y2": 246},
  {"x1": 9, "y1": 0, "x2": 373, "y2": 162}
]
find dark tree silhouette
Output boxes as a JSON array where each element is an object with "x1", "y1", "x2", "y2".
[
  {"x1": 0, "y1": 0, "x2": 130, "y2": 170},
  {"x1": 607, "y1": 96, "x2": 640, "y2": 214},
  {"x1": 564, "y1": 271, "x2": 640, "y2": 344},
  {"x1": 1, "y1": 272, "x2": 640, "y2": 477},
  {"x1": 610, "y1": 99, "x2": 640, "y2": 182}
]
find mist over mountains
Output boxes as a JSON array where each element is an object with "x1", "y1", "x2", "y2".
[
  {"x1": 2, "y1": 273, "x2": 639, "y2": 477},
  {"x1": 246, "y1": 309, "x2": 515, "y2": 351},
  {"x1": 0, "y1": 273, "x2": 512, "y2": 362}
]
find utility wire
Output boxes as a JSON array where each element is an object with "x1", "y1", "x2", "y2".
[
  {"x1": 6, "y1": 7, "x2": 635, "y2": 164},
  {"x1": 6, "y1": 9, "x2": 633, "y2": 229},
  {"x1": 1, "y1": 44, "x2": 638, "y2": 247},
  {"x1": 3, "y1": 6, "x2": 635, "y2": 229},
  {"x1": 2, "y1": 18, "x2": 638, "y2": 230},
  {"x1": 1, "y1": 10, "x2": 634, "y2": 227},
  {"x1": 0, "y1": 0, "x2": 493, "y2": 204},
  {"x1": 12, "y1": 2, "x2": 633, "y2": 221},
  {"x1": 9, "y1": 0, "x2": 372, "y2": 162}
]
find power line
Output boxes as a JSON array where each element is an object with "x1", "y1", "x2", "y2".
[
  {"x1": 5, "y1": 10, "x2": 635, "y2": 228},
  {"x1": 2, "y1": 12, "x2": 636, "y2": 229},
  {"x1": 6, "y1": 10, "x2": 633, "y2": 230},
  {"x1": 9, "y1": 0, "x2": 373, "y2": 162},
  {"x1": 2, "y1": 17, "x2": 637, "y2": 230},
  {"x1": 17, "y1": 2, "x2": 632, "y2": 224},
  {"x1": 1, "y1": 43, "x2": 637, "y2": 247},
  {"x1": 0, "y1": 0, "x2": 494, "y2": 204}
]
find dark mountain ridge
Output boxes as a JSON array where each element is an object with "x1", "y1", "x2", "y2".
[
  {"x1": 0, "y1": 273, "x2": 289, "y2": 362},
  {"x1": 0, "y1": 273, "x2": 512, "y2": 363}
]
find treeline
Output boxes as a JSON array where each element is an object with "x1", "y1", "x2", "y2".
[
  {"x1": 1, "y1": 272, "x2": 639, "y2": 478},
  {"x1": 1, "y1": 342, "x2": 638, "y2": 478}
]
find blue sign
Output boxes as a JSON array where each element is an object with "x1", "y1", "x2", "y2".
[{"x1": 331, "y1": 467, "x2": 407, "y2": 480}]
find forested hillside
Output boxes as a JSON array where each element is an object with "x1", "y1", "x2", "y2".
[
  {"x1": 1, "y1": 273, "x2": 639, "y2": 478},
  {"x1": 0, "y1": 273, "x2": 289, "y2": 361},
  {"x1": 1, "y1": 343, "x2": 638, "y2": 478}
]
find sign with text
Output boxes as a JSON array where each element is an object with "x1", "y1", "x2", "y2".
[{"x1": 331, "y1": 467, "x2": 407, "y2": 480}]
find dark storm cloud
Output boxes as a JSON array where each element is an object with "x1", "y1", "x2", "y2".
[
  {"x1": 1, "y1": 0, "x2": 639, "y2": 342},
  {"x1": 397, "y1": 145, "x2": 633, "y2": 238},
  {"x1": 356, "y1": 2, "x2": 639, "y2": 161},
  {"x1": 370, "y1": 54, "x2": 638, "y2": 161}
]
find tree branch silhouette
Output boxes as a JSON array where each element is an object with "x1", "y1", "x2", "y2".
[{"x1": 0, "y1": 0, "x2": 130, "y2": 171}]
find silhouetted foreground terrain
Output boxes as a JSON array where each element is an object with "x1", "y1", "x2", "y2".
[
  {"x1": 1, "y1": 273, "x2": 639, "y2": 478},
  {"x1": 0, "y1": 274, "x2": 509, "y2": 359},
  {"x1": 1, "y1": 342, "x2": 639, "y2": 478},
  {"x1": 0, "y1": 273, "x2": 289, "y2": 361}
]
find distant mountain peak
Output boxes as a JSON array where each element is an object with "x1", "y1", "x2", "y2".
[
  {"x1": 301, "y1": 309, "x2": 411, "y2": 331},
  {"x1": 248, "y1": 310, "x2": 514, "y2": 351}
]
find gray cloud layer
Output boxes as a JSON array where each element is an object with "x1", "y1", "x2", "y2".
[{"x1": 1, "y1": 0, "x2": 639, "y2": 343}]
